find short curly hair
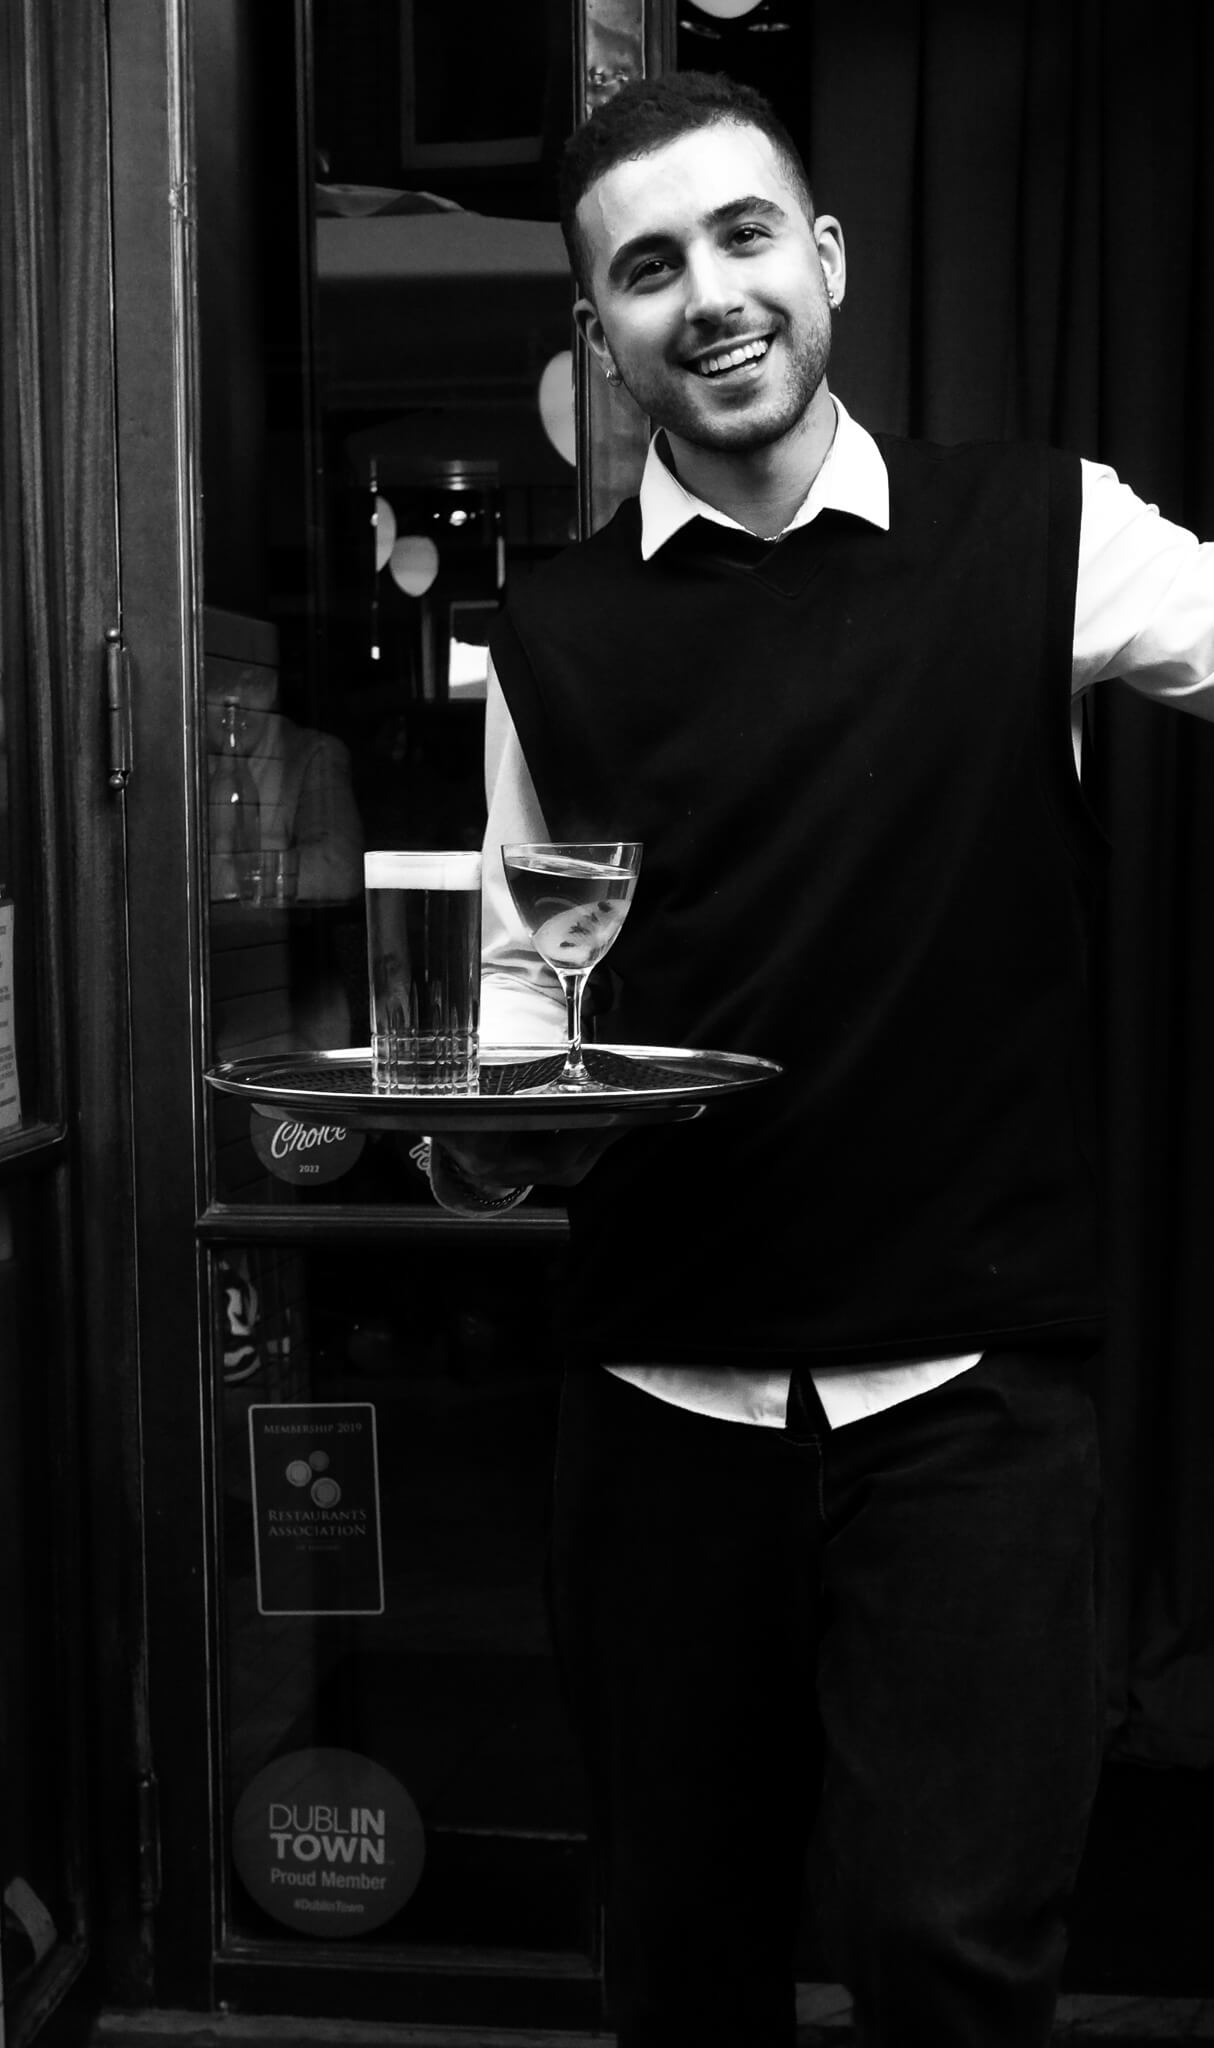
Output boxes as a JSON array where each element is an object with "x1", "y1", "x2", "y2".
[{"x1": 559, "y1": 71, "x2": 813, "y2": 292}]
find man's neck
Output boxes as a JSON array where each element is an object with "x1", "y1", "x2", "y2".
[{"x1": 664, "y1": 385, "x2": 838, "y2": 538}]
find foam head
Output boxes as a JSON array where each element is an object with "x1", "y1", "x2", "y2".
[{"x1": 364, "y1": 851, "x2": 483, "y2": 891}]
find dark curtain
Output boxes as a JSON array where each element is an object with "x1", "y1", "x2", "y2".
[{"x1": 688, "y1": 0, "x2": 1214, "y2": 1765}]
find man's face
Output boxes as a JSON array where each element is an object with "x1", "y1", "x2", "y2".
[
  {"x1": 205, "y1": 685, "x2": 275, "y2": 755},
  {"x1": 573, "y1": 121, "x2": 843, "y2": 459}
]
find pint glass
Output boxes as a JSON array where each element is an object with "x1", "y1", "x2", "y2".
[{"x1": 364, "y1": 851, "x2": 482, "y2": 1092}]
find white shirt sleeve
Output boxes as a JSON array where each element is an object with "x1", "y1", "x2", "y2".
[
  {"x1": 1075, "y1": 460, "x2": 1214, "y2": 711},
  {"x1": 480, "y1": 661, "x2": 569, "y2": 1046}
]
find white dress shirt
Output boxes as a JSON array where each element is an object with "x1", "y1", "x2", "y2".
[{"x1": 479, "y1": 399, "x2": 1214, "y2": 1429}]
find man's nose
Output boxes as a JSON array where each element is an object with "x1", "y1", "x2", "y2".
[{"x1": 682, "y1": 246, "x2": 743, "y2": 326}]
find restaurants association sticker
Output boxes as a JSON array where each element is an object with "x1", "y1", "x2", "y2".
[
  {"x1": 233, "y1": 1746, "x2": 424, "y2": 1937},
  {"x1": 250, "y1": 1108, "x2": 365, "y2": 1184},
  {"x1": 248, "y1": 1403, "x2": 384, "y2": 1616}
]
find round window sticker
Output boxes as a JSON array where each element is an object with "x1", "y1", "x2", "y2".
[
  {"x1": 251, "y1": 1109, "x2": 365, "y2": 1185},
  {"x1": 233, "y1": 1747, "x2": 424, "y2": 1937}
]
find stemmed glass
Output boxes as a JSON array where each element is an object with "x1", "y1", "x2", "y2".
[{"x1": 502, "y1": 841, "x2": 642, "y2": 1092}]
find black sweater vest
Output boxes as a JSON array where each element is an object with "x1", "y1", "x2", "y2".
[{"x1": 490, "y1": 436, "x2": 1107, "y2": 1365}]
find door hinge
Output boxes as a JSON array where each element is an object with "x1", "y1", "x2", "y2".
[
  {"x1": 136, "y1": 1769, "x2": 162, "y2": 1914},
  {"x1": 105, "y1": 626, "x2": 133, "y2": 789}
]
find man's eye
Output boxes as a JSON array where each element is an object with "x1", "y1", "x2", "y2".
[
  {"x1": 629, "y1": 257, "x2": 670, "y2": 285},
  {"x1": 730, "y1": 224, "x2": 766, "y2": 247}
]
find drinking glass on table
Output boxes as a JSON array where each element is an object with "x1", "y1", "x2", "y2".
[{"x1": 501, "y1": 842, "x2": 642, "y2": 1092}]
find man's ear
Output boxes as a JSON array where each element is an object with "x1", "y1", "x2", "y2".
[
  {"x1": 813, "y1": 214, "x2": 847, "y2": 308},
  {"x1": 574, "y1": 294, "x2": 617, "y2": 382}
]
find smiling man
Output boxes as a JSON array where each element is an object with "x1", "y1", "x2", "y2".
[
  {"x1": 572, "y1": 117, "x2": 841, "y2": 518},
  {"x1": 426, "y1": 69, "x2": 1214, "y2": 2048}
]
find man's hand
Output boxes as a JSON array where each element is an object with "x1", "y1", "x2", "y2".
[{"x1": 433, "y1": 1126, "x2": 625, "y2": 1193}]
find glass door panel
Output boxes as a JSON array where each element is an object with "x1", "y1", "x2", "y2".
[
  {"x1": 192, "y1": 5, "x2": 617, "y2": 2016},
  {"x1": 214, "y1": 1233, "x2": 587, "y2": 1957}
]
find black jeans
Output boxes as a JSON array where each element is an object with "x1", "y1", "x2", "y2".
[{"x1": 548, "y1": 1347, "x2": 1105, "y2": 2048}]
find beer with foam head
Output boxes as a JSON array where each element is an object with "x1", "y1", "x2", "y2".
[{"x1": 364, "y1": 851, "x2": 481, "y2": 1092}]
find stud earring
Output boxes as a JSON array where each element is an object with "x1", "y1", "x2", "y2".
[{"x1": 604, "y1": 361, "x2": 620, "y2": 385}]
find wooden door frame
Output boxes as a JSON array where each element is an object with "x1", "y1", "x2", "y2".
[
  {"x1": 106, "y1": 0, "x2": 214, "y2": 2013},
  {"x1": 0, "y1": 0, "x2": 146, "y2": 2034}
]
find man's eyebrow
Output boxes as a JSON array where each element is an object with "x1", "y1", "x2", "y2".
[
  {"x1": 706, "y1": 195, "x2": 788, "y2": 229},
  {"x1": 606, "y1": 195, "x2": 788, "y2": 284}
]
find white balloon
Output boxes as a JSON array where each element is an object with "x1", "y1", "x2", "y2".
[
  {"x1": 537, "y1": 350, "x2": 577, "y2": 467},
  {"x1": 691, "y1": 0, "x2": 764, "y2": 15},
  {"x1": 374, "y1": 494, "x2": 397, "y2": 573},
  {"x1": 389, "y1": 534, "x2": 440, "y2": 597}
]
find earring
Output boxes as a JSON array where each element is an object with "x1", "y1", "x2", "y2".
[
  {"x1": 604, "y1": 361, "x2": 620, "y2": 385},
  {"x1": 827, "y1": 291, "x2": 843, "y2": 311}
]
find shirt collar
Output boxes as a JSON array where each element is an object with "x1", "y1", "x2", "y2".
[{"x1": 637, "y1": 396, "x2": 890, "y2": 561}]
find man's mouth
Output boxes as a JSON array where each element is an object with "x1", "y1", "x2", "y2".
[{"x1": 688, "y1": 336, "x2": 772, "y2": 379}]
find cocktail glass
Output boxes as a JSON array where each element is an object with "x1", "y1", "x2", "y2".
[{"x1": 501, "y1": 841, "x2": 642, "y2": 1092}]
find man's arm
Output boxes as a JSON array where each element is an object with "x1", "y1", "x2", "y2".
[
  {"x1": 479, "y1": 664, "x2": 569, "y2": 1046},
  {"x1": 1075, "y1": 463, "x2": 1214, "y2": 711}
]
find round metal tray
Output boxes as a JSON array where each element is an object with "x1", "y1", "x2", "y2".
[{"x1": 204, "y1": 1044, "x2": 782, "y2": 1133}]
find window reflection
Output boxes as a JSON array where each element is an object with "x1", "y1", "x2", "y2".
[
  {"x1": 0, "y1": 613, "x2": 34, "y2": 1133},
  {"x1": 202, "y1": 5, "x2": 580, "y2": 1192},
  {"x1": 312, "y1": 0, "x2": 577, "y2": 864},
  {"x1": 204, "y1": 670, "x2": 364, "y2": 907},
  {"x1": 205, "y1": 611, "x2": 368, "y2": 1080}
]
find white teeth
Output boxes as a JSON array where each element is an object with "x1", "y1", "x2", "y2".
[{"x1": 695, "y1": 338, "x2": 770, "y2": 377}]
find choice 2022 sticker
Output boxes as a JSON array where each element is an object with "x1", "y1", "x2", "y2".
[
  {"x1": 250, "y1": 1107, "x2": 365, "y2": 1184},
  {"x1": 233, "y1": 1747, "x2": 424, "y2": 1937}
]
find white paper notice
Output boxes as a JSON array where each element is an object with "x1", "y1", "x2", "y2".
[{"x1": 0, "y1": 899, "x2": 21, "y2": 1132}]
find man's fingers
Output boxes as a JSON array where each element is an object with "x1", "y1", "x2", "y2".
[{"x1": 437, "y1": 1126, "x2": 622, "y2": 1188}]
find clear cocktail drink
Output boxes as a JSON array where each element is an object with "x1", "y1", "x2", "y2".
[
  {"x1": 502, "y1": 852, "x2": 635, "y2": 973},
  {"x1": 502, "y1": 842, "x2": 641, "y2": 1091}
]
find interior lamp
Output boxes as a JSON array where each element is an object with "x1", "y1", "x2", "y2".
[
  {"x1": 538, "y1": 350, "x2": 577, "y2": 467},
  {"x1": 374, "y1": 494, "x2": 397, "y2": 573},
  {"x1": 389, "y1": 534, "x2": 440, "y2": 597}
]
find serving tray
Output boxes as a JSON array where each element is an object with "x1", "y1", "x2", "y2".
[{"x1": 205, "y1": 1044, "x2": 782, "y2": 1134}]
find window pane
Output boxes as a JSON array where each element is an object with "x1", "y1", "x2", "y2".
[
  {"x1": 199, "y1": 2, "x2": 577, "y2": 1208},
  {"x1": 214, "y1": 1234, "x2": 590, "y2": 1953}
]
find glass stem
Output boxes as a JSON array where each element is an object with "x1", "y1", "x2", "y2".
[{"x1": 560, "y1": 970, "x2": 589, "y2": 1078}]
